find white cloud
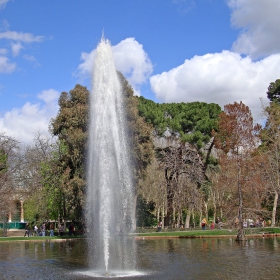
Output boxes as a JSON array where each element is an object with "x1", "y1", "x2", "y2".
[
  {"x1": 150, "y1": 1, "x2": 280, "y2": 123},
  {"x1": 0, "y1": 89, "x2": 59, "y2": 145},
  {"x1": 77, "y1": 49, "x2": 96, "y2": 78},
  {"x1": 0, "y1": 30, "x2": 44, "y2": 43},
  {"x1": 11, "y1": 42, "x2": 23, "y2": 56},
  {"x1": 173, "y1": 0, "x2": 195, "y2": 14},
  {"x1": 0, "y1": 55, "x2": 16, "y2": 73},
  {"x1": 77, "y1": 38, "x2": 153, "y2": 95},
  {"x1": 150, "y1": 51, "x2": 280, "y2": 123},
  {"x1": 112, "y1": 38, "x2": 153, "y2": 94},
  {"x1": 0, "y1": 48, "x2": 7, "y2": 55},
  {"x1": 0, "y1": 27, "x2": 44, "y2": 72},
  {"x1": 0, "y1": 0, "x2": 10, "y2": 9},
  {"x1": 23, "y1": 54, "x2": 40, "y2": 67},
  {"x1": 38, "y1": 89, "x2": 60, "y2": 104},
  {"x1": 228, "y1": 0, "x2": 280, "y2": 59}
]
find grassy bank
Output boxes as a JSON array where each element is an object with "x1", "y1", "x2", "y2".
[
  {"x1": 1, "y1": 227, "x2": 279, "y2": 242},
  {"x1": 136, "y1": 229, "x2": 237, "y2": 237},
  {"x1": 135, "y1": 227, "x2": 280, "y2": 237},
  {"x1": 0, "y1": 235, "x2": 84, "y2": 242}
]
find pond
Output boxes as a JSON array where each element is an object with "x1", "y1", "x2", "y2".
[{"x1": 0, "y1": 237, "x2": 279, "y2": 279}]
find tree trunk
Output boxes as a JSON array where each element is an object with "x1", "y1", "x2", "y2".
[
  {"x1": 157, "y1": 208, "x2": 160, "y2": 222},
  {"x1": 271, "y1": 191, "x2": 279, "y2": 227},
  {"x1": 172, "y1": 207, "x2": 176, "y2": 228},
  {"x1": 236, "y1": 157, "x2": 246, "y2": 241},
  {"x1": 178, "y1": 209, "x2": 181, "y2": 228},
  {"x1": 162, "y1": 205, "x2": 166, "y2": 228},
  {"x1": 192, "y1": 210, "x2": 195, "y2": 228},
  {"x1": 165, "y1": 189, "x2": 174, "y2": 227},
  {"x1": 213, "y1": 202, "x2": 216, "y2": 225},
  {"x1": 185, "y1": 210, "x2": 191, "y2": 229},
  {"x1": 204, "y1": 201, "x2": 208, "y2": 220}
]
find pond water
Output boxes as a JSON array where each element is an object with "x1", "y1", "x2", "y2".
[{"x1": 0, "y1": 237, "x2": 280, "y2": 279}]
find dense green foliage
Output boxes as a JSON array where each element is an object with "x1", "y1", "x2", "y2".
[
  {"x1": 136, "y1": 195, "x2": 157, "y2": 227},
  {"x1": 50, "y1": 84, "x2": 90, "y2": 221},
  {"x1": 267, "y1": 79, "x2": 280, "y2": 103},
  {"x1": 118, "y1": 73, "x2": 154, "y2": 182},
  {"x1": 138, "y1": 97, "x2": 222, "y2": 149}
]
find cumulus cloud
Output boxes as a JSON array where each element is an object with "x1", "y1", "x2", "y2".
[
  {"x1": 0, "y1": 0, "x2": 10, "y2": 9},
  {"x1": 23, "y1": 54, "x2": 41, "y2": 67},
  {"x1": 77, "y1": 49, "x2": 96, "y2": 78},
  {"x1": 0, "y1": 48, "x2": 7, "y2": 55},
  {"x1": 11, "y1": 42, "x2": 23, "y2": 56},
  {"x1": 77, "y1": 38, "x2": 153, "y2": 95},
  {"x1": 38, "y1": 89, "x2": 60, "y2": 104},
  {"x1": 112, "y1": 38, "x2": 153, "y2": 94},
  {"x1": 228, "y1": 0, "x2": 280, "y2": 59},
  {"x1": 150, "y1": 1, "x2": 280, "y2": 123},
  {"x1": 0, "y1": 30, "x2": 44, "y2": 43},
  {"x1": 150, "y1": 51, "x2": 280, "y2": 122},
  {"x1": 0, "y1": 55, "x2": 16, "y2": 73},
  {"x1": 173, "y1": 0, "x2": 195, "y2": 14},
  {"x1": 0, "y1": 26, "x2": 44, "y2": 73},
  {"x1": 0, "y1": 89, "x2": 60, "y2": 145}
]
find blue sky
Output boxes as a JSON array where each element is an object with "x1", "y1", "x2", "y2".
[{"x1": 1, "y1": 0, "x2": 280, "y2": 144}]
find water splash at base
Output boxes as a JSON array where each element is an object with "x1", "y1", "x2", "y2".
[{"x1": 74, "y1": 269, "x2": 148, "y2": 278}]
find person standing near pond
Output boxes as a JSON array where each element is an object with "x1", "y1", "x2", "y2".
[
  {"x1": 68, "y1": 222, "x2": 74, "y2": 236},
  {"x1": 42, "y1": 223, "x2": 46, "y2": 236},
  {"x1": 201, "y1": 218, "x2": 207, "y2": 230},
  {"x1": 49, "y1": 223, "x2": 54, "y2": 236},
  {"x1": 157, "y1": 221, "x2": 162, "y2": 232},
  {"x1": 24, "y1": 223, "x2": 30, "y2": 237},
  {"x1": 34, "y1": 224, "x2": 38, "y2": 236},
  {"x1": 58, "y1": 223, "x2": 63, "y2": 236}
]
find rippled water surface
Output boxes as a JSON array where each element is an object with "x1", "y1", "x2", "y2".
[{"x1": 1, "y1": 237, "x2": 280, "y2": 279}]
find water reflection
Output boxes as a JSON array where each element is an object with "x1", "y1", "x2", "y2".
[{"x1": 0, "y1": 238, "x2": 280, "y2": 279}]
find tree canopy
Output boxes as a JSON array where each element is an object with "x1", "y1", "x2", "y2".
[
  {"x1": 267, "y1": 79, "x2": 280, "y2": 103},
  {"x1": 137, "y1": 97, "x2": 222, "y2": 150},
  {"x1": 51, "y1": 84, "x2": 90, "y2": 221}
]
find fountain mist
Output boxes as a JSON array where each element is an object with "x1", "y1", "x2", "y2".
[{"x1": 86, "y1": 37, "x2": 136, "y2": 275}]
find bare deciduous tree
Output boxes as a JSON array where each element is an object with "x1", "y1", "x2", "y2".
[
  {"x1": 260, "y1": 101, "x2": 280, "y2": 226},
  {"x1": 214, "y1": 101, "x2": 260, "y2": 241},
  {"x1": 157, "y1": 144, "x2": 205, "y2": 227}
]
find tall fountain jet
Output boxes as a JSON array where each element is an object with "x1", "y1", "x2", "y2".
[{"x1": 86, "y1": 37, "x2": 136, "y2": 276}]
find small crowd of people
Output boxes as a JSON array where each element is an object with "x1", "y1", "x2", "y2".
[
  {"x1": 24, "y1": 222, "x2": 53, "y2": 237},
  {"x1": 153, "y1": 217, "x2": 271, "y2": 231},
  {"x1": 242, "y1": 218, "x2": 268, "y2": 228},
  {"x1": 201, "y1": 218, "x2": 221, "y2": 230},
  {"x1": 24, "y1": 222, "x2": 76, "y2": 237},
  {"x1": 200, "y1": 216, "x2": 270, "y2": 230}
]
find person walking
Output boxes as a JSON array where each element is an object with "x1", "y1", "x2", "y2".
[
  {"x1": 58, "y1": 223, "x2": 63, "y2": 236},
  {"x1": 24, "y1": 223, "x2": 30, "y2": 237}
]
